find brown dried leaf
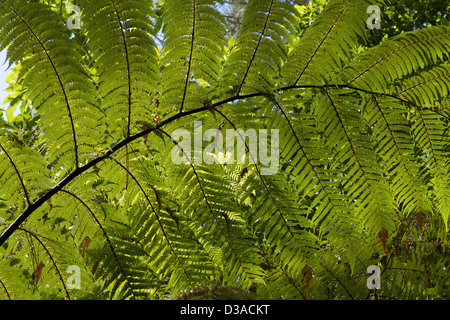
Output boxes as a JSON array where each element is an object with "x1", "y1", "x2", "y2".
[
  {"x1": 414, "y1": 211, "x2": 427, "y2": 233},
  {"x1": 82, "y1": 236, "x2": 91, "y2": 259},
  {"x1": 152, "y1": 113, "x2": 161, "y2": 125},
  {"x1": 301, "y1": 264, "x2": 313, "y2": 297},
  {"x1": 33, "y1": 261, "x2": 45, "y2": 284},
  {"x1": 378, "y1": 228, "x2": 389, "y2": 255},
  {"x1": 121, "y1": 235, "x2": 137, "y2": 243},
  {"x1": 91, "y1": 261, "x2": 99, "y2": 275}
]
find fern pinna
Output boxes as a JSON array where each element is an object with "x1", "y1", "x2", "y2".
[{"x1": 0, "y1": 0, "x2": 449, "y2": 300}]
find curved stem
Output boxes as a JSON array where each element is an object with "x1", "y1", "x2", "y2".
[
  {"x1": 0, "y1": 84, "x2": 435, "y2": 246},
  {"x1": 0, "y1": 141, "x2": 30, "y2": 206},
  {"x1": 17, "y1": 227, "x2": 70, "y2": 299}
]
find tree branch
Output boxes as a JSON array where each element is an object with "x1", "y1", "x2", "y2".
[
  {"x1": 1, "y1": 2, "x2": 80, "y2": 168},
  {"x1": 0, "y1": 83, "x2": 438, "y2": 246}
]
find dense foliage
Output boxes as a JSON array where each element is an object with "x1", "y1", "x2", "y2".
[{"x1": 0, "y1": 0, "x2": 449, "y2": 300}]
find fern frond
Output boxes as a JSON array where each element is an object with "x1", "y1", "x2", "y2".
[
  {"x1": 0, "y1": 134, "x2": 51, "y2": 216},
  {"x1": 0, "y1": 258, "x2": 41, "y2": 299},
  {"x1": 342, "y1": 26, "x2": 450, "y2": 92},
  {"x1": 0, "y1": 0, "x2": 449, "y2": 300},
  {"x1": 392, "y1": 63, "x2": 450, "y2": 107},
  {"x1": 161, "y1": 0, "x2": 226, "y2": 113},
  {"x1": 318, "y1": 89, "x2": 397, "y2": 239},
  {"x1": 79, "y1": 0, "x2": 159, "y2": 138},
  {"x1": 367, "y1": 96, "x2": 432, "y2": 218},
  {"x1": 268, "y1": 90, "x2": 366, "y2": 272},
  {"x1": 213, "y1": 103, "x2": 321, "y2": 274},
  {"x1": 221, "y1": 0, "x2": 298, "y2": 95},
  {"x1": 410, "y1": 109, "x2": 450, "y2": 228},
  {"x1": 0, "y1": 1, "x2": 101, "y2": 172},
  {"x1": 282, "y1": 0, "x2": 376, "y2": 86}
]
